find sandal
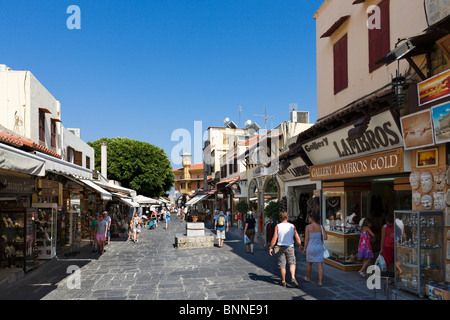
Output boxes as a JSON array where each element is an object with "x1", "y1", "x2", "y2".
[
  {"x1": 292, "y1": 278, "x2": 299, "y2": 287},
  {"x1": 303, "y1": 276, "x2": 310, "y2": 282},
  {"x1": 278, "y1": 281, "x2": 286, "y2": 287}
]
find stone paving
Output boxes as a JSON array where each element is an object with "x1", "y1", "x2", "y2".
[{"x1": 0, "y1": 216, "x2": 404, "y2": 300}]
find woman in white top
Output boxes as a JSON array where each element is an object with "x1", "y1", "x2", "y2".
[{"x1": 269, "y1": 211, "x2": 302, "y2": 287}]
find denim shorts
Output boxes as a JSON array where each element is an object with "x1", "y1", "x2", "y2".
[{"x1": 277, "y1": 246, "x2": 296, "y2": 269}]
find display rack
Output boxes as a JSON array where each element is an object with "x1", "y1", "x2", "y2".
[
  {"x1": 65, "y1": 210, "x2": 81, "y2": 256},
  {"x1": 32, "y1": 203, "x2": 57, "y2": 260},
  {"x1": 394, "y1": 210, "x2": 445, "y2": 297},
  {"x1": 0, "y1": 208, "x2": 36, "y2": 272}
]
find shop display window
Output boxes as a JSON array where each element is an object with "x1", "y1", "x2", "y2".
[
  {"x1": 323, "y1": 190, "x2": 369, "y2": 235},
  {"x1": 0, "y1": 208, "x2": 36, "y2": 272},
  {"x1": 325, "y1": 232, "x2": 361, "y2": 266},
  {"x1": 395, "y1": 210, "x2": 444, "y2": 297}
]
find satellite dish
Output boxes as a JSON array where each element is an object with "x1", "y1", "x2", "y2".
[
  {"x1": 224, "y1": 118, "x2": 230, "y2": 126},
  {"x1": 245, "y1": 120, "x2": 252, "y2": 127}
]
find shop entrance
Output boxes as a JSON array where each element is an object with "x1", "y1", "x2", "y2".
[{"x1": 322, "y1": 175, "x2": 412, "y2": 271}]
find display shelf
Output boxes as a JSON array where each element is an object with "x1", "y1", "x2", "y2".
[{"x1": 395, "y1": 210, "x2": 445, "y2": 297}]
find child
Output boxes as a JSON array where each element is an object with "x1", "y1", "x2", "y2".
[
  {"x1": 357, "y1": 218, "x2": 375, "y2": 277},
  {"x1": 380, "y1": 215, "x2": 395, "y2": 271}
]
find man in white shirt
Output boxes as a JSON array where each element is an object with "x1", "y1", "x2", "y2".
[{"x1": 269, "y1": 211, "x2": 302, "y2": 287}]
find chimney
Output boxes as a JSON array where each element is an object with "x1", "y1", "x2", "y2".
[{"x1": 101, "y1": 141, "x2": 107, "y2": 179}]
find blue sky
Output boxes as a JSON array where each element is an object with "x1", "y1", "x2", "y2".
[{"x1": 2, "y1": 0, "x2": 321, "y2": 167}]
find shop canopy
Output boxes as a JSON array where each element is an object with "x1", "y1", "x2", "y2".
[
  {"x1": 134, "y1": 194, "x2": 161, "y2": 205},
  {"x1": 34, "y1": 151, "x2": 93, "y2": 180},
  {"x1": 0, "y1": 142, "x2": 45, "y2": 176},
  {"x1": 80, "y1": 179, "x2": 113, "y2": 201},
  {"x1": 112, "y1": 193, "x2": 140, "y2": 207},
  {"x1": 185, "y1": 194, "x2": 211, "y2": 207}
]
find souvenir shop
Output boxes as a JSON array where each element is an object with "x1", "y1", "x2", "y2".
[
  {"x1": 0, "y1": 170, "x2": 39, "y2": 273},
  {"x1": 0, "y1": 143, "x2": 46, "y2": 274},
  {"x1": 302, "y1": 107, "x2": 413, "y2": 271},
  {"x1": 277, "y1": 153, "x2": 317, "y2": 236}
]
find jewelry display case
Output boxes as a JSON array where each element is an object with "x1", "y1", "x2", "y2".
[
  {"x1": 32, "y1": 203, "x2": 57, "y2": 260},
  {"x1": 394, "y1": 210, "x2": 444, "y2": 297},
  {"x1": 322, "y1": 188, "x2": 369, "y2": 270},
  {"x1": 0, "y1": 207, "x2": 36, "y2": 272},
  {"x1": 323, "y1": 190, "x2": 369, "y2": 235}
]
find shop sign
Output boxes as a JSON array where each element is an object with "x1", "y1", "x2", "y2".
[
  {"x1": 310, "y1": 148, "x2": 404, "y2": 181},
  {"x1": 39, "y1": 179, "x2": 60, "y2": 197},
  {"x1": 301, "y1": 110, "x2": 403, "y2": 165},
  {"x1": 277, "y1": 157, "x2": 310, "y2": 181},
  {"x1": 0, "y1": 176, "x2": 35, "y2": 194}
]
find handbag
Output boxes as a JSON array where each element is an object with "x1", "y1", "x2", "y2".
[
  {"x1": 244, "y1": 235, "x2": 251, "y2": 245},
  {"x1": 321, "y1": 226, "x2": 330, "y2": 259},
  {"x1": 273, "y1": 245, "x2": 280, "y2": 254}
]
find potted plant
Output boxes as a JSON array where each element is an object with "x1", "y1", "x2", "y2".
[{"x1": 264, "y1": 201, "x2": 280, "y2": 222}]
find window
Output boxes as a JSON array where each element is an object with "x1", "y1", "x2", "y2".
[
  {"x1": 333, "y1": 34, "x2": 348, "y2": 94},
  {"x1": 86, "y1": 156, "x2": 91, "y2": 169},
  {"x1": 39, "y1": 110, "x2": 45, "y2": 142},
  {"x1": 50, "y1": 119, "x2": 56, "y2": 148},
  {"x1": 74, "y1": 150, "x2": 83, "y2": 166},
  {"x1": 369, "y1": 0, "x2": 390, "y2": 73}
]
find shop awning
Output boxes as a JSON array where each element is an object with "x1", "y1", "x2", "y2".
[
  {"x1": 93, "y1": 180, "x2": 137, "y2": 198},
  {"x1": 80, "y1": 179, "x2": 113, "y2": 201},
  {"x1": 0, "y1": 142, "x2": 46, "y2": 176},
  {"x1": 34, "y1": 151, "x2": 93, "y2": 179},
  {"x1": 185, "y1": 194, "x2": 211, "y2": 206},
  {"x1": 134, "y1": 194, "x2": 161, "y2": 205},
  {"x1": 112, "y1": 193, "x2": 140, "y2": 207}
]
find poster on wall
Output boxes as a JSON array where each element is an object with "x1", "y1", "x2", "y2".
[
  {"x1": 431, "y1": 101, "x2": 450, "y2": 144},
  {"x1": 416, "y1": 148, "x2": 438, "y2": 168},
  {"x1": 400, "y1": 109, "x2": 435, "y2": 150},
  {"x1": 418, "y1": 68, "x2": 450, "y2": 106}
]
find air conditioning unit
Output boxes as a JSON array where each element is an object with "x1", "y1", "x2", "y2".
[{"x1": 290, "y1": 111, "x2": 309, "y2": 124}]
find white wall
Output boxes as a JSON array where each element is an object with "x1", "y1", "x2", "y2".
[
  {"x1": 0, "y1": 68, "x2": 62, "y2": 154},
  {"x1": 62, "y1": 126, "x2": 94, "y2": 169},
  {"x1": 314, "y1": 0, "x2": 428, "y2": 118}
]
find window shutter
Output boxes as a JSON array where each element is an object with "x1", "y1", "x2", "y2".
[
  {"x1": 369, "y1": 0, "x2": 390, "y2": 73},
  {"x1": 39, "y1": 111, "x2": 45, "y2": 142},
  {"x1": 51, "y1": 120, "x2": 56, "y2": 148},
  {"x1": 334, "y1": 34, "x2": 348, "y2": 94},
  {"x1": 74, "y1": 150, "x2": 83, "y2": 166}
]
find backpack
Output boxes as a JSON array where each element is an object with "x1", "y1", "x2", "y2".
[{"x1": 217, "y1": 215, "x2": 226, "y2": 227}]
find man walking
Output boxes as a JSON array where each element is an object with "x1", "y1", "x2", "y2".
[
  {"x1": 214, "y1": 210, "x2": 229, "y2": 248},
  {"x1": 269, "y1": 211, "x2": 302, "y2": 287}
]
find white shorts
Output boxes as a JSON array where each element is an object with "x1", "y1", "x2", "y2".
[{"x1": 216, "y1": 230, "x2": 226, "y2": 240}]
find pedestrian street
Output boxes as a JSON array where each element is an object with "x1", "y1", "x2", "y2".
[{"x1": 0, "y1": 215, "x2": 381, "y2": 301}]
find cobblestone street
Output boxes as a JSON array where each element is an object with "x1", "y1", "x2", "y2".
[{"x1": 0, "y1": 216, "x2": 386, "y2": 301}]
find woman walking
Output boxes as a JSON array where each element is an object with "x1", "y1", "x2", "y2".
[
  {"x1": 127, "y1": 216, "x2": 134, "y2": 241},
  {"x1": 165, "y1": 210, "x2": 171, "y2": 230},
  {"x1": 133, "y1": 212, "x2": 142, "y2": 243},
  {"x1": 243, "y1": 211, "x2": 256, "y2": 254},
  {"x1": 303, "y1": 212, "x2": 327, "y2": 287},
  {"x1": 357, "y1": 218, "x2": 375, "y2": 277}
]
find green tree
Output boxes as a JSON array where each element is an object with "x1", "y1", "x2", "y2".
[{"x1": 88, "y1": 137, "x2": 175, "y2": 197}]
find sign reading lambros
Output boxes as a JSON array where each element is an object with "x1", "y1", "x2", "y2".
[
  {"x1": 301, "y1": 110, "x2": 403, "y2": 165},
  {"x1": 310, "y1": 148, "x2": 404, "y2": 181}
]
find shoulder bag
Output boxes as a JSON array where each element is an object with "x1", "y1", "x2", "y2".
[{"x1": 321, "y1": 225, "x2": 330, "y2": 259}]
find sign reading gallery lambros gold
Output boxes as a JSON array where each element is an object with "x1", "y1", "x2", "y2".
[
  {"x1": 301, "y1": 110, "x2": 403, "y2": 165},
  {"x1": 310, "y1": 148, "x2": 404, "y2": 181}
]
